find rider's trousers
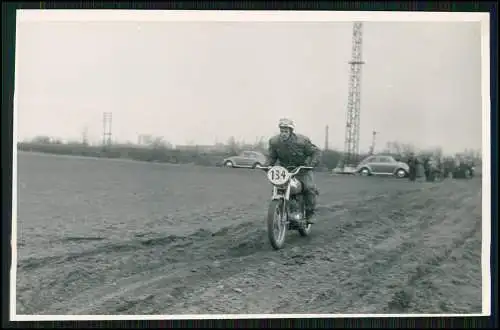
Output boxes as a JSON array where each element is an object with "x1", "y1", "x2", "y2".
[{"x1": 296, "y1": 171, "x2": 318, "y2": 213}]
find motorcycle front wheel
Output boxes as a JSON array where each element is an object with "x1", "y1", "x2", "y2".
[{"x1": 267, "y1": 199, "x2": 287, "y2": 250}]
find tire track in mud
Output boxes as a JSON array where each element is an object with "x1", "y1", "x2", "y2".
[
  {"x1": 28, "y1": 213, "x2": 276, "y2": 314},
  {"x1": 18, "y1": 197, "x2": 268, "y2": 273},
  {"x1": 402, "y1": 220, "x2": 483, "y2": 314},
  {"x1": 318, "y1": 186, "x2": 481, "y2": 314}
]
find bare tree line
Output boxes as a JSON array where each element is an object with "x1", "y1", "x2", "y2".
[{"x1": 19, "y1": 134, "x2": 481, "y2": 170}]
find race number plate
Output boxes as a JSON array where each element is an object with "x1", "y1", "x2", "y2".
[{"x1": 267, "y1": 166, "x2": 290, "y2": 186}]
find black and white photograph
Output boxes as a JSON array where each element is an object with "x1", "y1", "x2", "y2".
[{"x1": 11, "y1": 9, "x2": 491, "y2": 319}]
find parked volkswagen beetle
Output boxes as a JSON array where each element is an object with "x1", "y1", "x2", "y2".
[
  {"x1": 222, "y1": 151, "x2": 267, "y2": 169},
  {"x1": 355, "y1": 154, "x2": 410, "y2": 178}
]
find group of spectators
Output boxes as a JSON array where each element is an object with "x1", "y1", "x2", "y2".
[{"x1": 406, "y1": 153, "x2": 475, "y2": 182}]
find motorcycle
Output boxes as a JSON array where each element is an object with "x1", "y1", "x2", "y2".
[{"x1": 257, "y1": 165, "x2": 314, "y2": 250}]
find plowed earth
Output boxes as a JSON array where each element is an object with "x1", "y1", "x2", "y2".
[{"x1": 15, "y1": 152, "x2": 483, "y2": 315}]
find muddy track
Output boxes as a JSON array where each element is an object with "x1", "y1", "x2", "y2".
[{"x1": 16, "y1": 153, "x2": 483, "y2": 315}]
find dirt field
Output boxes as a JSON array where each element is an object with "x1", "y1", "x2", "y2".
[{"x1": 15, "y1": 151, "x2": 484, "y2": 315}]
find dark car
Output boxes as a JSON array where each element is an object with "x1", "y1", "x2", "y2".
[
  {"x1": 441, "y1": 156, "x2": 474, "y2": 179},
  {"x1": 222, "y1": 151, "x2": 267, "y2": 169},
  {"x1": 451, "y1": 157, "x2": 475, "y2": 179}
]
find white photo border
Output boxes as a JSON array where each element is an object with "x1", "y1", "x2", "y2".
[{"x1": 10, "y1": 9, "x2": 492, "y2": 321}]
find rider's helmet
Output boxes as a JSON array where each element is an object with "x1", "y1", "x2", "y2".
[{"x1": 278, "y1": 118, "x2": 295, "y2": 131}]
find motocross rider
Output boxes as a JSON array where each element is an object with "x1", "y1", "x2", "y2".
[{"x1": 264, "y1": 118, "x2": 322, "y2": 224}]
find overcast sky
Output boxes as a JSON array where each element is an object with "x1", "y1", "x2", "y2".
[{"x1": 15, "y1": 17, "x2": 483, "y2": 153}]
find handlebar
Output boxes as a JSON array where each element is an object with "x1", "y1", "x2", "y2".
[{"x1": 256, "y1": 165, "x2": 314, "y2": 175}]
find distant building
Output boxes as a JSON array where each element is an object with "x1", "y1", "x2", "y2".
[
  {"x1": 175, "y1": 144, "x2": 227, "y2": 153},
  {"x1": 137, "y1": 134, "x2": 153, "y2": 145}
]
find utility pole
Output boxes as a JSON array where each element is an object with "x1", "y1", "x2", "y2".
[
  {"x1": 369, "y1": 130, "x2": 378, "y2": 155},
  {"x1": 324, "y1": 125, "x2": 329, "y2": 151},
  {"x1": 342, "y1": 22, "x2": 365, "y2": 168},
  {"x1": 102, "y1": 112, "x2": 113, "y2": 148}
]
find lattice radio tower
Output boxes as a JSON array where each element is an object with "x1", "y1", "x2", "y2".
[
  {"x1": 82, "y1": 126, "x2": 89, "y2": 146},
  {"x1": 102, "y1": 112, "x2": 113, "y2": 147},
  {"x1": 343, "y1": 22, "x2": 365, "y2": 167}
]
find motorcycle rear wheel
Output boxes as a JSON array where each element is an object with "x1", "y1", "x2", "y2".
[{"x1": 298, "y1": 221, "x2": 312, "y2": 237}]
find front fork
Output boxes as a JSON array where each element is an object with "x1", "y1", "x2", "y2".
[{"x1": 272, "y1": 186, "x2": 289, "y2": 226}]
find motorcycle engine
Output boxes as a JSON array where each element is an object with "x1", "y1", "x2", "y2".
[
  {"x1": 288, "y1": 198, "x2": 302, "y2": 221},
  {"x1": 289, "y1": 177, "x2": 303, "y2": 195}
]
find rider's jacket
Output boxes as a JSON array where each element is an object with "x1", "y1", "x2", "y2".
[{"x1": 265, "y1": 133, "x2": 322, "y2": 168}]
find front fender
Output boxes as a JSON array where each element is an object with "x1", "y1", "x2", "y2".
[
  {"x1": 357, "y1": 165, "x2": 371, "y2": 172},
  {"x1": 394, "y1": 167, "x2": 409, "y2": 173}
]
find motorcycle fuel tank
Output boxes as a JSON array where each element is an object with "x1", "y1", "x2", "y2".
[{"x1": 288, "y1": 177, "x2": 303, "y2": 195}]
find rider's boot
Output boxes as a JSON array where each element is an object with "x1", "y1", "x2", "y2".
[
  {"x1": 305, "y1": 209, "x2": 316, "y2": 224},
  {"x1": 304, "y1": 190, "x2": 317, "y2": 224}
]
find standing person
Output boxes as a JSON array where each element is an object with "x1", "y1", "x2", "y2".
[
  {"x1": 407, "y1": 152, "x2": 418, "y2": 182},
  {"x1": 264, "y1": 118, "x2": 322, "y2": 224},
  {"x1": 423, "y1": 156, "x2": 431, "y2": 181}
]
